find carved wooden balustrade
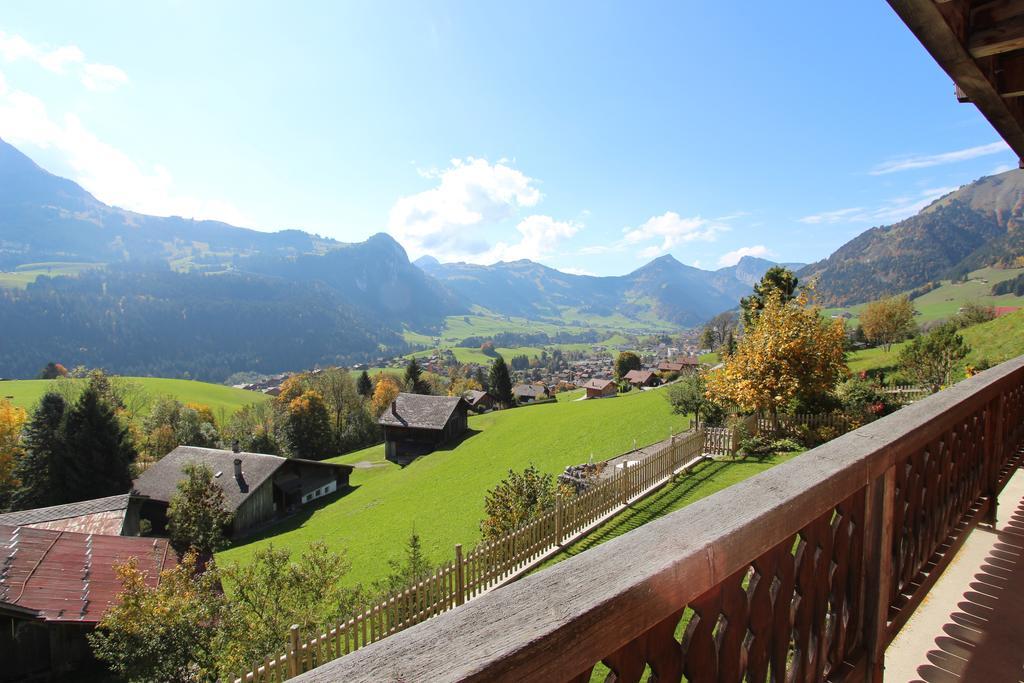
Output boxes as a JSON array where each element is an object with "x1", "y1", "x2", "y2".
[{"x1": 295, "y1": 356, "x2": 1024, "y2": 683}]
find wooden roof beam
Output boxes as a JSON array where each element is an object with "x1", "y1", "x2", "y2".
[
  {"x1": 887, "y1": 0, "x2": 1024, "y2": 164},
  {"x1": 969, "y1": 13, "x2": 1024, "y2": 57}
]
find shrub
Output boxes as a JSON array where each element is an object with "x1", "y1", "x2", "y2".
[
  {"x1": 737, "y1": 434, "x2": 774, "y2": 457},
  {"x1": 770, "y1": 438, "x2": 802, "y2": 452}
]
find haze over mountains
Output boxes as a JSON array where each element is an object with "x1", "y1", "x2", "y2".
[{"x1": 1, "y1": 136, "x2": 1022, "y2": 379}]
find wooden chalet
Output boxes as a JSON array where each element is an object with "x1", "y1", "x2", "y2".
[
  {"x1": 623, "y1": 369, "x2": 662, "y2": 388},
  {"x1": 657, "y1": 356, "x2": 700, "y2": 375},
  {"x1": 378, "y1": 393, "x2": 469, "y2": 465},
  {"x1": 463, "y1": 389, "x2": 496, "y2": 412},
  {"x1": 133, "y1": 446, "x2": 353, "y2": 537},
  {"x1": 512, "y1": 383, "x2": 549, "y2": 403},
  {"x1": 583, "y1": 378, "x2": 617, "y2": 399},
  {"x1": 0, "y1": 525, "x2": 177, "y2": 681}
]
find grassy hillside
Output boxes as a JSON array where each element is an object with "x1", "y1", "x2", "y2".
[
  {"x1": 216, "y1": 387, "x2": 692, "y2": 587},
  {"x1": 0, "y1": 377, "x2": 268, "y2": 417},
  {"x1": 0, "y1": 261, "x2": 104, "y2": 289},
  {"x1": 824, "y1": 266, "x2": 1024, "y2": 326},
  {"x1": 844, "y1": 308, "x2": 1024, "y2": 379}
]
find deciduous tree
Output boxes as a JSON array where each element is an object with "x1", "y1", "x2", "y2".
[
  {"x1": 481, "y1": 465, "x2": 559, "y2": 541},
  {"x1": 897, "y1": 322, "x2": 970, "y2": 392},
  {"x1": 0, "y1": 399, "x2": 27, "y2": 509},
  {"x1": 284, "y1": 390, "x2": 333, "y2": 460},
  {"x1": 614, "y1": 351, "x2": 642, "y2": 380},
  {"x1": 665, "y1": 372, "x2": 725, "y2": 427},
  {"x1": 167, "y1": 463, "x2": 233, "y2": 555},
  {"x1": 707, "y1": 289, "x2": 848, "y2": 423},
  {"x1": 860, "y1": 295, "x2": 916, "y2": 350},
  {"x1": 371, "y1": 374, "x2": 402, "y2": 417}
]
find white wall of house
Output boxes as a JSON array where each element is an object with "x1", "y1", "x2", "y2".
[{"x1": 301, "y1": 479, "x2": 337, "y2": 504}]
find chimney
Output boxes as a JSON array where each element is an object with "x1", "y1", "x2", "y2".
[
  {"x1": 231, "y1": 439, "x2": 240, "y2": 454},
  {"x1": 391, "y1": 400, "x2": 398, "y2": 417},
  {"x1": 234, "y1": 458, "x2": 242, "y2": 480}
]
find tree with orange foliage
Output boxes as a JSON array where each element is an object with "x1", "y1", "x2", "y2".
[
  {"x1": 371, "y1": 374, "x2": 402, "y2": 417},
  {"x1": 706, "y1": 289, "x2": 848, "y2": 424},
  {"x1": 0, "y1": 399, "x2": 28, "y2": 508},
  {"x1": 284, "y1": 390, "x2": 333, "y2": 460}
]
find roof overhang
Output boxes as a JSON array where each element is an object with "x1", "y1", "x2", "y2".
[{"x1": 887, "y1": 0, "x2": 1024, "y2": 165}]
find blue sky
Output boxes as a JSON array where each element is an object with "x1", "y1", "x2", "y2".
[{"x1": 0, "y1": 2, "x2": 1017, "y2": 275}]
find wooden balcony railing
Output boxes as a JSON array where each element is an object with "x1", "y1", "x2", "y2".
[{"x1": 293, "y1": 356, "x2": 1024, "y2": 683}]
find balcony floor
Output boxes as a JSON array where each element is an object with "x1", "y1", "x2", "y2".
[{"x1": 886, "y1": 468, "x2": 1024, "y2": 682}]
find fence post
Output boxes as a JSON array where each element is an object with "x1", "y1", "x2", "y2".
[
  {"x1": 986, "y1": 395, "x2": 1005, "y2": 525},
  {"x1": 288, "y1": 624, "x2": 300, "y2": 677},
  {"x1": 555, "y1": 494, "x2": 564, "y2": 545},
  {"x1": 454, "y1": 544, "x2": 465, "y2": 606}
]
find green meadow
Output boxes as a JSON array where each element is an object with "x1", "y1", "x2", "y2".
[{"x1": 216, "y1": 386, "x2": 693, "y2": 587}]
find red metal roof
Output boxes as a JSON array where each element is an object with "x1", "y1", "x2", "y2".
[{"x1": 0, "y1": 524, "x2": 176, "y2": 623}]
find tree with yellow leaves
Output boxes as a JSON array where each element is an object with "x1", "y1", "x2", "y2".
[
  {"x1": 0, "y1": 398, "x2": 28, "y2": 508},
  {"x1": 706, "y1": 289, "x2": 848, "y2": 424},
  {"x1": 860, "y1": 295, "x2": 916, "y2": 351},
  {"x1": 371, "y1": 373, "x2": 402, "y2": 417}
]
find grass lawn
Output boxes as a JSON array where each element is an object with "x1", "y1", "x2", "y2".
[
  {"x1": 0, "y1": 377, "x2": 268, "y2": 418},
  {"x1": 536, "y1": 451, "x2": 802, "y2": 572},
  {"x1": 216, "y1": 387, "x2": 692, "y2": 588}
]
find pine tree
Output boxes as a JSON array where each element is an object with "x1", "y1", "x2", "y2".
[
  {"x1": 356, "y1": 370, "x2": 373, "y2": 398},
  {"x1": 404, "y1": 358, "x2": 430, "y2": 394},
  {"x1": 489, "y1": 356, "x2": 514, "y2": 408},
  {"x1": 474, "y1": 367, "x2": 489, "y2": 392},
  {"x1": 61, "y1": 387, "x2": 136, "y2": 502},
  {"x1": 10, "y1": 393, "x2": 67, "y2": 510}
]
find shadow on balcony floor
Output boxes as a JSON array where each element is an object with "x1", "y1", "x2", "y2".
[{"x1": 887, "y1": 469, "x2": 1024, "y2": 682}]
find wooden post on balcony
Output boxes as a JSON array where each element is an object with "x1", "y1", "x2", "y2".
[
  {"x1": 288, "y1": 624, "x2": 300, "y2": 677},
  {"x1": 986, "y1": 395, "x2": 1005, "y2": 525},
  {"x1": 862, "y1": 465, "x2": 896, "y2": 683},
  {"x1": 454, "y1": 544, "x2": 465, "y2": 606}
]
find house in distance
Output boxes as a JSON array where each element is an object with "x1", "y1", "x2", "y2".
[
  {"x1": 132, "y1": 445, "x2": 353, "y2": 537},
  {"x1": 583, "y1": 378, "x2": 617, "y2": 399},
  {"x1": 623, "y1": 369, "x2": 662, "y2": 389},
  {"x1": 463, "y1": 389, "x2": 496, "y2": 412},
  {"x1": 379, "y1": 393, "x2": 469, "y2": 465}
]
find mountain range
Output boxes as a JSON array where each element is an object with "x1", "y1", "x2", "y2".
[{"x1": 1, "y1": 135, "x2": 1022, "y2": 378}]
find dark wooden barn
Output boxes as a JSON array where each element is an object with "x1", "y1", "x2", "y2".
[
  {"x1": 133, "y1": 446, "x2": 353, "y2": 537},
  {"x1": 379, "y1": 394, "x2": 469, "y2": 465}
]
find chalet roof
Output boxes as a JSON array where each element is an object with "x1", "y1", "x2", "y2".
[
  {"x1": 463, "y1": 390, "x2": 493, "y2": 407},
  {"x1": 133, "y1": 446, "x2": 350, "y2": 510},
  {"x1": 624, "y1": 370, "x2": 657, "y2": 383},
  {"x1": 512, "y1": 384, "x2": 547, "y2": 398},
  {"x1": 0, "y1": 494, "x2": 135, "y2": 535},
  {"x1": 584, "y1": 378, "x2": 615, "y2": 391},
  {"x1": 378, "y1": 394, "x2": 467, "y2": 431},
  {"x1": 0, "y1": 524, "x2": 176, "y2": 623}
]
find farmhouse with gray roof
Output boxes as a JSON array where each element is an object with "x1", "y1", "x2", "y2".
[
  {"x1": 378, "y1": 393, "x2": 469, "y2": 465},
  {"x1": 132, "y1": 446, "x2": 353, "y2": 537}
]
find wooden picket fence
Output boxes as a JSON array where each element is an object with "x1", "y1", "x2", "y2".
[
  {"x1": 881, "y1": 384, "x2": 932, "y2": 403},
  {"x1": 232, "y1": 428, "x2": 709, "y2": 683},
  {"x1": 756, "y1": 411, "x2": 853, "y2": 435},
  {"x1": 702, "y1": 413, "x2": 759, "y2": 457}
]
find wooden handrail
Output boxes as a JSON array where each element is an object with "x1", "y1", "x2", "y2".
[{"x1": 294, "y1": 356, "x2": 1024, "y2": 682}]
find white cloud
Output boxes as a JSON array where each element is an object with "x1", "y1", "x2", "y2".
[
  {"x1": 798, "y1": 186, "x2": 957, "y2": 228},
  {"x1": 560, "y1": 266, "x2": 596, "y2": 276},
  {"x1": 478, "y1": 214, "x2": 582, "y2": 264},
  {"x1": 388, "y1": 157, "x2": 544, "y2": 260},
  {"x1": 717, "y1": 245, "x2": 771, "y2": 267},
  {"x1": 622, "y1": 211, "x2": 727, "y2": 257},
  {"x1": 798, "y1": 207, "x2": 865, "y2": 225},
  {"x1": 0, "y1": 30, "x2": 127, "y2": 91},
  {"x1": 869, "y1": 141, "x2": 1009, "y2": 175},
  {"x1": 0, "y1": 70, "x2": 250, "y2": 225}
]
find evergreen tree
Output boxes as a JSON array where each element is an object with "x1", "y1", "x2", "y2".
[
  {"x1": 740, "y1": 266, "x2": 799, "y2": 329},
  {"x1": 404, "y1": 358, "x2": 430, "y2": 394},
  {"x1": 356, "y1": 370, "x2": 373, "y2": 398},
  {"x1": 10, "y1": 393, "x2": 67, "y2": 510},
  {"x1": 489, "y1": 356, "x2": 514, "y2": 408},
  {"x1": 474, "y1": 367, "x2": 489, "y2": 392},
  {"x1": 61, "y1": 386, "x2": 136, "y2": 502}
]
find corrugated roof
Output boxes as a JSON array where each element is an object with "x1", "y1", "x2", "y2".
[
  {"x1": 378, "y1": 394, "x2": 466, "y2": 430},
  {"x1": 0, "y1": 524, "x2": 176, "y2": 623},
  {"x1": 0, "y1": 494, "x2": 132, "y2": 529}
]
